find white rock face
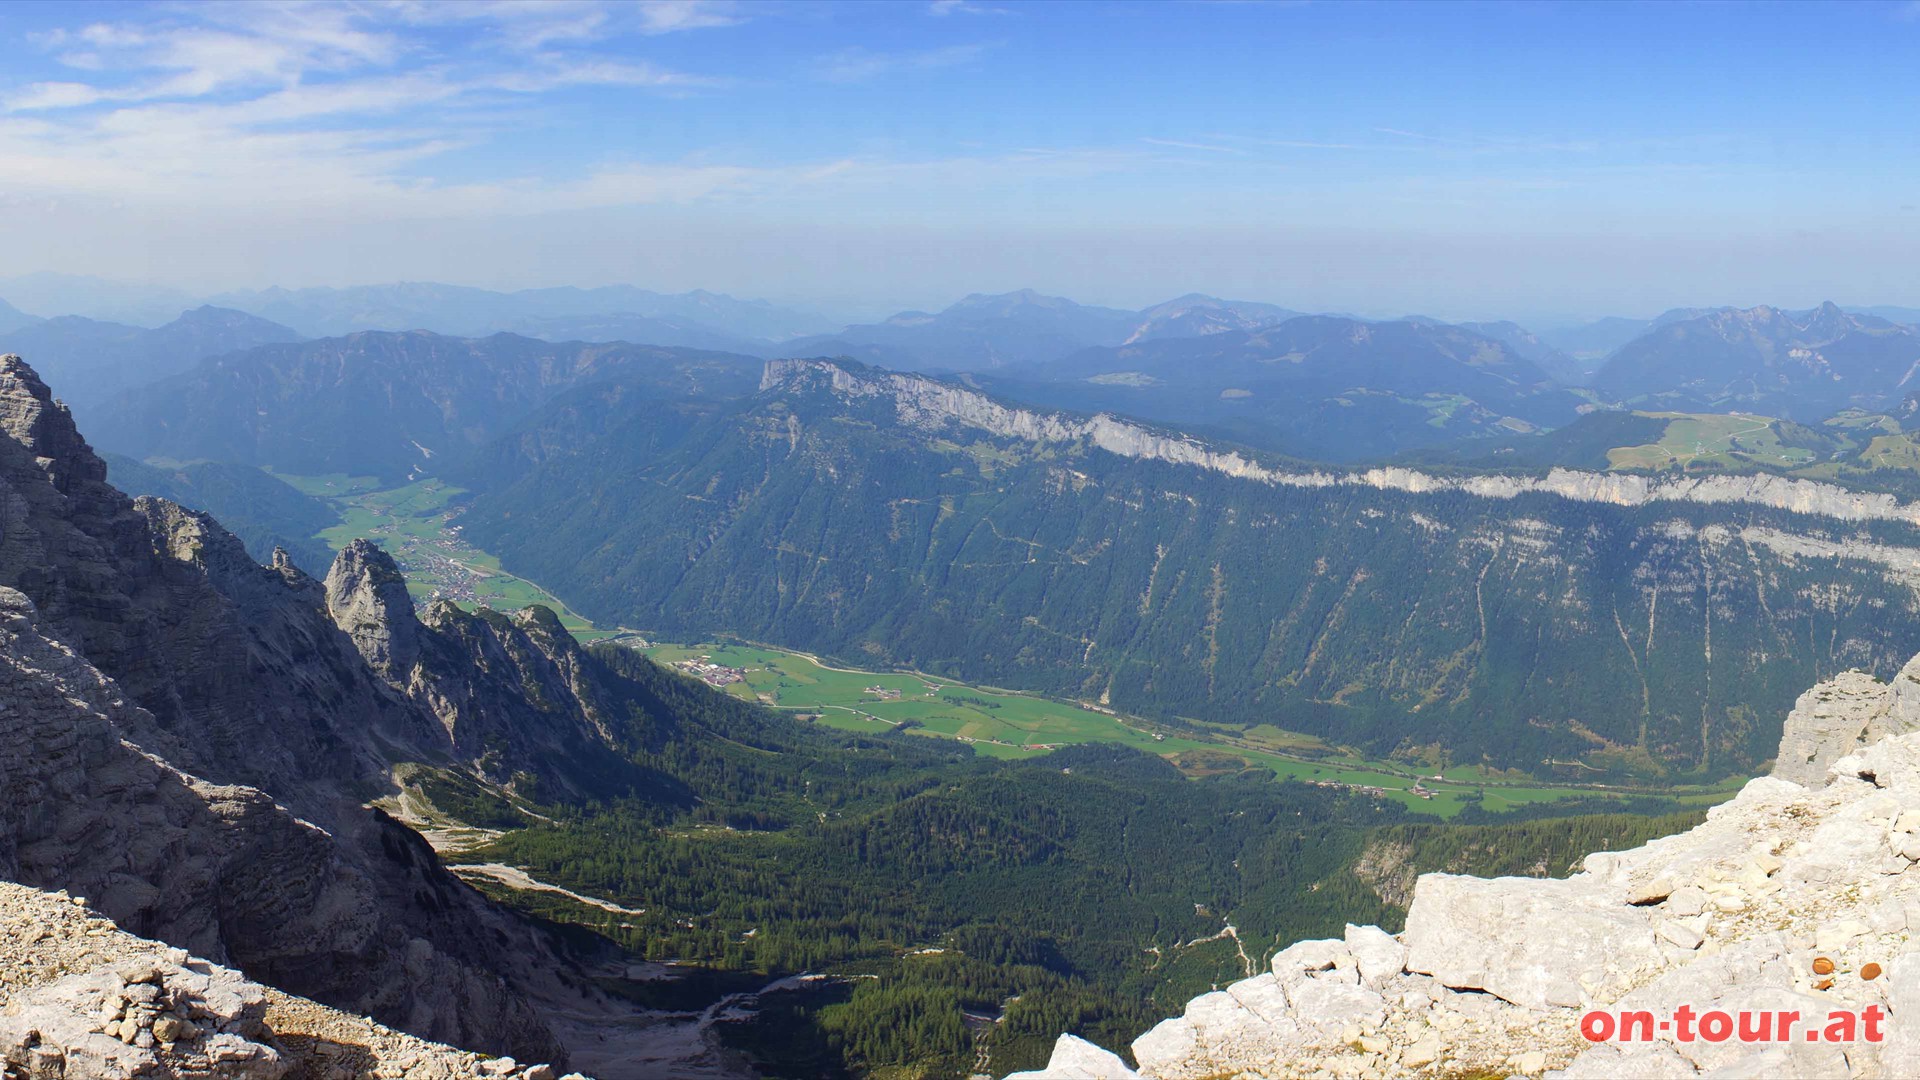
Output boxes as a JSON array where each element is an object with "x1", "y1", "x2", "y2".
[
  {"x1": 1403, "y1": 874, "x2": 1663, "y2": 1009},
  {"x1": 1004, "y1": 1035, "x2": 1139, "y2": 1079},
  {"x1": 1772, "y1": 658, "x2": 1920, "y2": 785},
  {"x1": 1007, "y1": 707, "x2": 1920, "y2": 1079},
  {"x1": 765, "y1": 359, "x2": 1920, "y2": 527}
]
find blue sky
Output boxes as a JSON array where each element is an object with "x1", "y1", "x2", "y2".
[{"x1": 0, "y1": 0, "x2": 1917, "y2": 321}]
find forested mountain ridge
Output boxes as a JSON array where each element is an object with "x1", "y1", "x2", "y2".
[
  {"x1": 973, "y1": 315, "x2": 1590, "y2": 459},
  {"x1": 91, "y1": 330, "x2": 766, "y2": 481},
  {"x1": 0, "y1": 304, "x2": 302, "y2": 415},
  {"x1": 460, "y1": 359, "x2": 1920, "y2": 781},
  {"x1": 1594, "y1": 301, "x2": 1920, "y2": 418}
]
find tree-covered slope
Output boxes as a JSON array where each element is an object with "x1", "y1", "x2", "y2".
[
  {"x1": 92, "y1": 330, "x2": 766, "y2": 481},
  {"x1": 477, "y1": 654, "x2": 1706, "y2": 1078},
  {"x1": 459, "y1": 361, "x2": 1920, "y2": 781}
]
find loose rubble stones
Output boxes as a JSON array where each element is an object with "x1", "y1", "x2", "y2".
[{"x1": 0, "y1": 882, "x2": 574, "y2": 1080}]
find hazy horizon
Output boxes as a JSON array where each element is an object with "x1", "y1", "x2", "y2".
[{"x1": 2, "y1": 0, "x2": 1918, "y2": 323}]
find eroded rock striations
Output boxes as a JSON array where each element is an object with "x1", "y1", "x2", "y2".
[
  {"x1": 1009, "y1": 673, "x2": 1920, "y2": 1079},
  {"x1": 0, "y1": 355, "x2": 650, "y2": 1070}
]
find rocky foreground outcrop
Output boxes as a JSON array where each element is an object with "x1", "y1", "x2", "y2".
[
  {"x1": 0, "y1": 356, "x2": 585, "y2": 1062},
  {"x1": 1773, "y1": 658, "x2": 1920, "y2": 786},
  {"x1": 1011, "y1": 670, "x2": 1920, "y2": 1079},
  {"x1": 0, "y1": 880, "x2": 579, "y2": 1080},
  {"x1": 0, "y1": 353, "x2": 696, "y2": 1073}
]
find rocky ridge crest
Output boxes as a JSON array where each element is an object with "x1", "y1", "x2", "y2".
[
  {"x1": 0, "y1": 354, "x2": 660, "y2": 1069},
  {"x1": 323, "y1": 539, "x2": 672, "y2": 801},
  {"x1": 1008, "y1": 664, "x2": 1920, "y2": 1079},
  {"x1": 763, "y1": 358, "x2": 1920, "y2": 526}
]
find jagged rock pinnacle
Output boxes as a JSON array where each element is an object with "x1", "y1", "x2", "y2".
[
  {"x1": 323, "y1": 538, "x2": 421, "y2": 676},
  {"x1": 0, "y1": 353, "x2": 107, "y2": 494}
]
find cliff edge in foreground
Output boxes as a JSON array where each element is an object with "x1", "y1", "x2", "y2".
[{"x1": 1012, "y1": 664, "x2": 1920, "y2": 1079}]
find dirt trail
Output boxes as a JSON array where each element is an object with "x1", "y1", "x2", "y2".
[{"x1": 450, "y1": 862, "x2": 649, "y2": 917}]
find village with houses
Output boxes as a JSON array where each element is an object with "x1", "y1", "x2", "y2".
[{"x1": 670, "y1": 656, "x2": 750, "y2": 689}]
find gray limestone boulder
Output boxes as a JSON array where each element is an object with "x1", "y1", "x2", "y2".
[{"x1": 1403, "y1": 873, "x2": 1662, "y2": 1009}]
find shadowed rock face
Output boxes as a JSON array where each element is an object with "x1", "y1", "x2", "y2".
[
  {"x1": 0, "y1": 355, "x2": 568, "y2": 1063},
  {"x1": 0, "y1": 579, "x2": 563, "y2": 1063}
]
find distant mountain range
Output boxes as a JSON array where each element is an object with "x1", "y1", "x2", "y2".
[
  {"x1": 0, "y1": 272, "x2": 203, "y2": 326},
  {"x1": 0, "y1": 295, "x2": 38, "y2": 335},
  {"x1": 971, "y1": 315, "x2": 1588, "y2": 460},
  {"x1": 206, "y1": 282, "x2": 839, "y2": 343},
  {"x1": 1534, "y1": 315, "x2": 1658, "y2": 361},
  {"x1": 1592, "y1": 302, "x2": 1920, "y2": 418},
  {"x1": 1124, "y1": 294, "x2": 1305, "y2": 343},
  {"x1": 93, "y1": 331, "x2": 766, "y2": 480},
  {"x1": 1453, "y1": 320, "x2": 1587, "y2": 384},
  {"x1": 0, "y1": 305, "x2": 302, "y2": 415},
  {"x1": 784, "y1": 288, "x2": 1142, "y2": 371},
  {"x1": 17, "y1": 278, "x2": 1920, "y2": 470}
]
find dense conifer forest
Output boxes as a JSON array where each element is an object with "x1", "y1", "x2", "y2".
[{"x1": 449, "y1": 643, "x2": 1706, "y2": 1078}]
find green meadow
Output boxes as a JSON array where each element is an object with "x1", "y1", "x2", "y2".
[
  {"x1": 285, "y1": 475, "x2": 612, "y2": 640},
  {"x1": 639, "y1": 640, "x2": 1728, "y2": 818},
  {"x1": 1605, "y1": 412, "x2": 1815, "y2": 471},
  {"x1": 296, "y1": 477, "x2": 1739, "y2": 819}
]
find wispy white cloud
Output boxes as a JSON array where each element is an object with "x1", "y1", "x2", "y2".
[
  {"x1": 1374, "y1": 126, "x2": 1474, "y2": 146},
  {"x1": 1141, "y1": 137, "x2": 1246, "y2": 155},
  {"x1": 1373, "y1": 127, "x2": 1610, "y2": 154},
  {"x1": 633, "y1": 0, "x2": 746, "y2": 34},
  {"x1": 389, "y1": 0, "x2": 743, "y2": 44},
  {"x1": 0, "y1": 0, "x2": 762, "y2": 221},
  {"x1": 815, "y1": 42, "x2": 994, "y2": 83},
  {"x1": 929, "y1": 0, "x2": 1011, "y2": 15},
  {"x1": 1206, "y1": 134, "x2": 1377, "y2": 151}
]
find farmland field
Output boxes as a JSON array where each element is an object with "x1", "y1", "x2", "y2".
[{"x1": 1604, "y1": 412, "x2": 1816, "y2": 471}]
